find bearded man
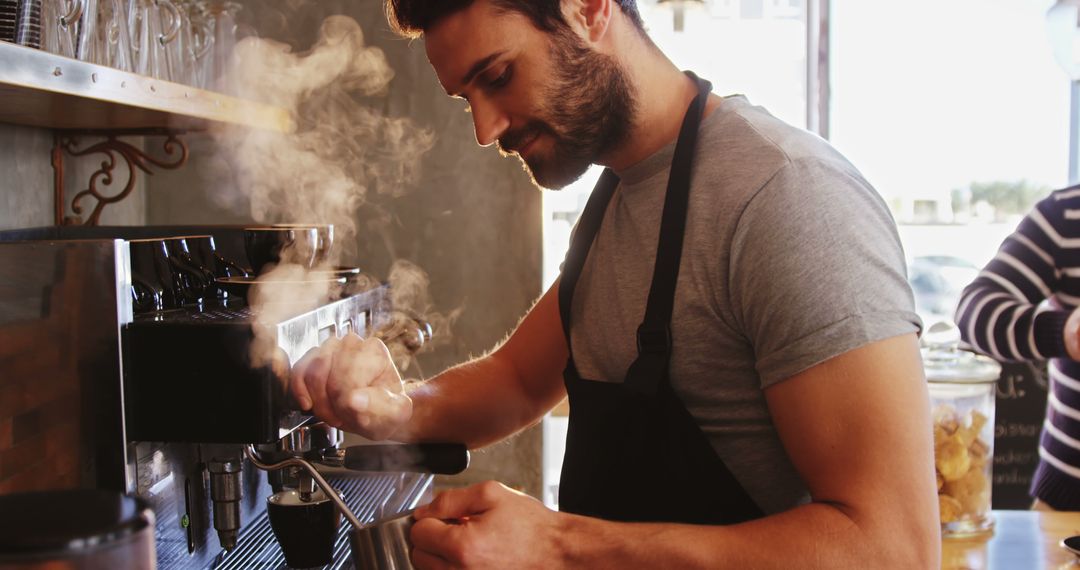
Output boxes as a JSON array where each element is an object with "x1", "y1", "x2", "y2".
[{"x1": 290, "y1": 1, "x2": 941, "y2": 567}]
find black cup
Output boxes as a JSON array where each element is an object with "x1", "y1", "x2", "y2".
[
  {"x1": 129, "y1": 239, "x2": 172, "y2": 313},
  {"x1": 130, "y1": 276, "x2": 164, "y2": 314},
  {"x1": 186, "y1": 235, "x2": 247, "y2": 278},
  {"x1": 266, "y1": 489, "x2": 342, "y2": 568},
  {"x1": 164, "y1": 237, "x2": 215, "y2": 305},
  {"x1": 129, "y1": 237, "x2": 215, "y2": 313},
  {"x1": 244, "y1": 227, "x2": 319, "y2": 276},
  {"x1": 272, "y1": 224, "x2": 334, "y2": 267},
  {"x1": 186, "y1": 235, "x2": 249, "y2": 302}
]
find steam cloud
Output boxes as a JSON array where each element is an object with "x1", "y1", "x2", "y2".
[
  {"x1": 208, "y1": 15, "x2": 449, "y2": 375},
  {"x1": 220, "y1": 15, "x2": 433, "y2": 252}
]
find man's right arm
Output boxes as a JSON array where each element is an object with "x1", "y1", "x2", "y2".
[{"x1": 290, "y1": 279, "x2": 569, "y2": 449}]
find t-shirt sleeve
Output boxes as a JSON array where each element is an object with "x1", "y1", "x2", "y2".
[{"x1": 727, "y1": 156, "x2": 922, "y2": 388}]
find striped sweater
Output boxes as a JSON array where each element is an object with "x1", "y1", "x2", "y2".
[{"x1": 955, "y1": 186, "x2": 1080, "y2": 509}]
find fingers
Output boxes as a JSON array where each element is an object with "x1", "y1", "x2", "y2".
[
  {"x1": 411, "y1": 518, "x2": 465, "y2": 568},
  {"x1": 288, "y1": 346, "x2": 318, "y2": 410},
  {"x1": 336, "y1": 386, "x2": 412, "y2": 441},
  {"x1": 325, "y1": 335, "x2": 410, "y2": 439},
  {"x1": 290, "y1": 333, "x2": 410, "y2": 437},
  {"x1": 414, "y1": 481, "x2": 504, "y2": 521},
  {"x1": 1066, "y1": 308, "x2": 1080, "y2": 361},
  {"x1": 411, "y1": 544, "x2": 455, "y2": 570},
  {"x1": 331, "y1": 336, "x2": 400, "y2": 392},
  {"x1": 290, "y1": 336, "x2": 344, "y2": 427}
]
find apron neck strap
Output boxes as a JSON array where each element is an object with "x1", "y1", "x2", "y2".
[
  {"x1": 558, "y1": 72, "x2": 714, "y2": 392},
  {"x1": 624, "y1": 72, "x2": 712, "y2": 396}
]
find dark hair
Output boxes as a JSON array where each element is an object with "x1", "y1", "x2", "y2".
[{"x1": 385, "y1": 0, "x2": 645, "y2": 39}]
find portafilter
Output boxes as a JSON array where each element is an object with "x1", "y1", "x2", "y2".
[{"x1": 245, "y1": 423, "x2": 469, "y2": 570}]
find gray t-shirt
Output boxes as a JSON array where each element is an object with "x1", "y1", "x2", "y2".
[{"x1": 569, "y1": 95, "x2": 921, "y2": 514}]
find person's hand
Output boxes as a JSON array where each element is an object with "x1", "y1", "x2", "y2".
[
  {"x1": 410, "y1": 481, "x2": 565, "y2": 569},
  {"x1": 289, "y1": 333, "x2": 412, "y2": 440},
  {"x1": 1066, "y1": 307, "x2": 1080, "y2": 362}
]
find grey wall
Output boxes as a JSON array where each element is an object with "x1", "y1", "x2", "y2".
[
  {"x1": 0, "y1": 125, "x2": 147, "y2": 229},
  {"x1": 146, "y1": 1, "x2": 545, "y2": 497}
]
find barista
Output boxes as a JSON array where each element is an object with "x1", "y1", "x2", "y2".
[{"x1": 291, "y1": 1, "x2": 940, "y2": 567}]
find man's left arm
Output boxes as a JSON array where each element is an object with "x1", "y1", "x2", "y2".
[{"x1": 410, "y1": 333, "x2": 940, "y2": 569}]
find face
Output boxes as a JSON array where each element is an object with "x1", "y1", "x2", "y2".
[{"x1": 425, "y1": 1, "x2": 636, "y2": 189}]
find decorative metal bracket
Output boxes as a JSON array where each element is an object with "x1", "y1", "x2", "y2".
[{"x1": 52, "y1": 129, "x2": 189, "y2": 226}]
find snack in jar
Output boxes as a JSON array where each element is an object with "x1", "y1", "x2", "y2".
[{"x1": 922, "y1": 321, "x2": 1000, "y2": 538}]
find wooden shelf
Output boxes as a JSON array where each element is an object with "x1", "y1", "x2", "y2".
[{"x1": 0, "y1": 41, "x2": 293, "y2": 132}]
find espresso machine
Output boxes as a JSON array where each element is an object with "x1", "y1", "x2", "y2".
[{"x1": 0, "y1": 225, "x2": 467, "y2": 569}]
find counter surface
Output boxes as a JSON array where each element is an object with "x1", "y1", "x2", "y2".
[{"x1": 943, "y1": 510, "x2": 1080, "y2": 569}]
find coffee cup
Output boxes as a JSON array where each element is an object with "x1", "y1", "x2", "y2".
[
  {"x1": 186, "y1": 235, "x2": 248, "y2": 279},
  {"x1": 272, "y1": 224, "x2": 334, "y2": 267},
  {"x1": 244, "y1": 227, "x2": 319, "y2": 275},
  {"x1": 164, "y1": 236, "x2": 215, "y2": 304},
  {"x1": 129, "y1": 239, "x2": 170, "y2": 313},
  {"x1": 266, "y1": 488, "x2": 342, "y2": 568},
  {"x1": 129, "y1": 237, "x2": 216, "y2": 312}
]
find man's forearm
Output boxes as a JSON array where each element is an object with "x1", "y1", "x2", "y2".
[
  {"x1": 393, "y1": 353, "x2": 564, "y2": 448},
  {"x1": 556, "y1": 502, "x2": 938, "y2": 569}
]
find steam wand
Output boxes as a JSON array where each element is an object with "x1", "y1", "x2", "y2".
[{"x1": 244, "y1": 445, "x2": 365, "y2": 530}]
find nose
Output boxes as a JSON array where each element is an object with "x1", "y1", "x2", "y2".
[{"x1": 469, "y1": 98, "x2": 510, "y2": 147}]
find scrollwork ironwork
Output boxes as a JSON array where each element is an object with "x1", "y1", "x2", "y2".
[{"x1": 52, "y1": 130, "x2": 189, "y2": 225}]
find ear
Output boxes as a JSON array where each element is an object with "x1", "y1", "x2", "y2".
[{"x1": 563, "y1": 0, "x2": 613, "y2": 44}]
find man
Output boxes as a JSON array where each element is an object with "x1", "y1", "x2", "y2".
[{"x1": 291, "y1": 0, "x2": 940, "y2": 567}]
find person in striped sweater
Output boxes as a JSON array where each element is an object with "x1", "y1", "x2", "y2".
[{"x1": 955, "y1": 185, "x2": 1080, "y2": 510}]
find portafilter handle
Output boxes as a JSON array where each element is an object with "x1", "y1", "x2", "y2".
[{"x1": 269, "y1": 423, "x2": 469, "y2": 476}]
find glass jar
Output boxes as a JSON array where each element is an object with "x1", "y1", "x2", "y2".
[{"x1": 922, "y1": 322, "x2": 1000, "y2": 538}]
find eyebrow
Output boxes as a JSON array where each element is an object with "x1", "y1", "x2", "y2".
[{"x1": 450, "y1": 51, "x2": 507, "y2": 97}]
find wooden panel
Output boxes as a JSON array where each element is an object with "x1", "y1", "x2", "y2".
[
  {"x1": 0, "y1": 418, "x2": 10, "y2": 452},
  {"x1": 0, "y1": 241, "x2": 125, "y2": 492}
]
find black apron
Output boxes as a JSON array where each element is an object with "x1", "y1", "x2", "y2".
[{"x1": 557, "y1": 73, "x2": 764, "y2": 524}]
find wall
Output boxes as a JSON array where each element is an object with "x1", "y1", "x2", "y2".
[
  {"x1": 0, "y1": 126, "x2": 53, "y2": 229},
  {"x1": 145, "y1": 1, "x2": 545, "y2": 497},
  {"x1": 0, "y1": 124, "x2": 147, "y2": 229}
]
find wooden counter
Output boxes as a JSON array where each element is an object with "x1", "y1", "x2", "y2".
[{"x1": 942, "y1": 510, "x2": 1080, "y2": 569}]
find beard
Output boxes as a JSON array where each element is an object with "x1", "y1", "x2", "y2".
[{"x1": 497, "y1": 28, "x2": 637, "y2": 190}]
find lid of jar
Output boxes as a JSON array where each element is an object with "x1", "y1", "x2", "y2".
[
  {"x1": 0, "y1": 489, "x2": 154, "y2": 557},
  {"x1": 921, "y1": 321, "x2": 1001, "y2": 384}
]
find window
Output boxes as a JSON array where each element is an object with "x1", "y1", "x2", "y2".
[{"x1": 831, "y1": 0, "x2": 1069, "y2": 324}]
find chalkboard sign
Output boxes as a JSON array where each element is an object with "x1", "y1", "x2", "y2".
[{"x1": 992, "y1": 361, "x2": 1049, "y2": 509}]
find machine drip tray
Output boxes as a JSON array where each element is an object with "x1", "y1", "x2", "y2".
[{"x1": 202, "y1": 474, "x2": 430, "y2": 570}]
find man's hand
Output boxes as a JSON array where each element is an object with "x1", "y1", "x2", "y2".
[
  {"x1": 289, "y1": 333, "x2": 413, "y2": 440},
  {"x1": 410, "y1": 481, "x2": 565, "y2": 570}
]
